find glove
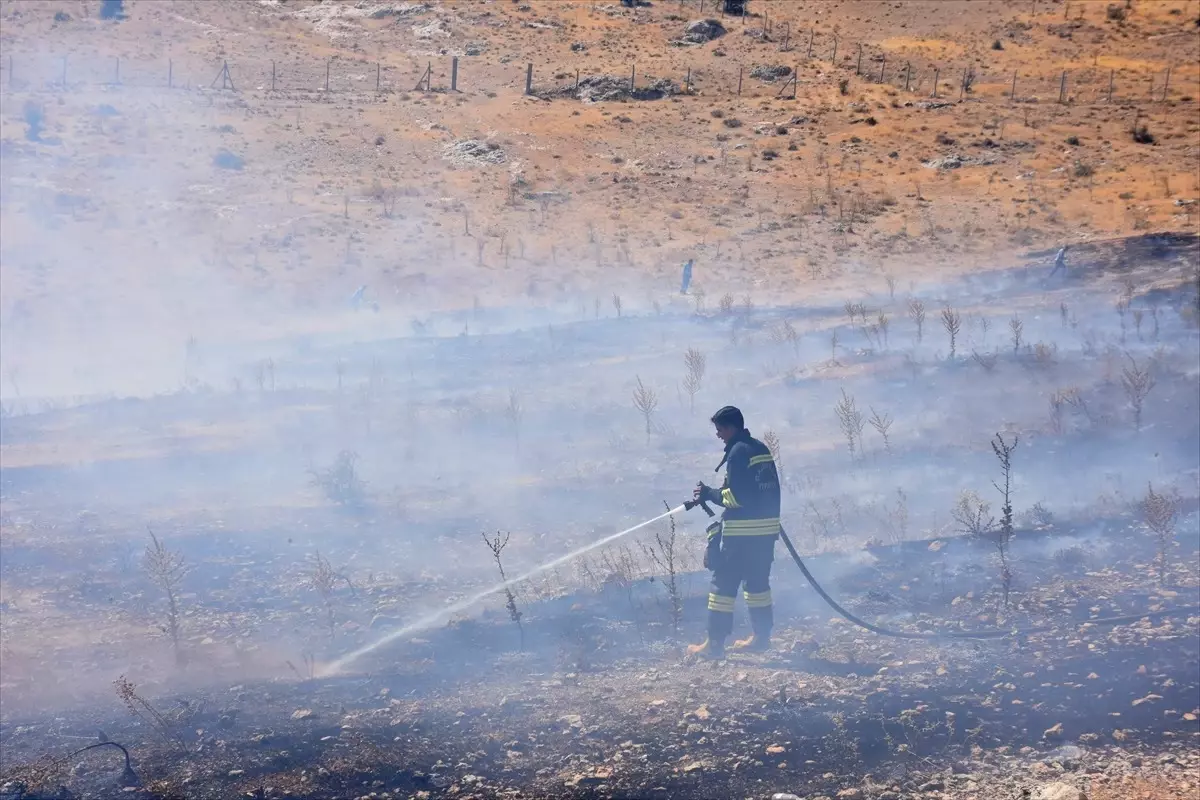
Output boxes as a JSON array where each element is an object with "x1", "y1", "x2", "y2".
[
  {"x1": 695, "y1": 482, "x2": 721, "y2": 506},
  {"x1": 703, "y1": 521, "x2": 722, "y2": 571}
]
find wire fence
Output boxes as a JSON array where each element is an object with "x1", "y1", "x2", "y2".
[{"x1": 0, "y1": 12, "x2": 1192, "y2": 106}]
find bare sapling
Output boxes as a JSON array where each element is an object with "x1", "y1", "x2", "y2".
[
  {"x1": 844, "y1": 300, "x2": 859, "y2": 325},
  {"x1": 876, "y1": 311, "x2": 890, "y2": 349},
  {"x1": 505, "y1": 390, "x2": 523, "y2": 445},
  {"x1": 719, "y1": 292, "x2": 735, "y2": 314},
  {"x1": 868, "y1": 406, "x2": 894, "y2": 453},
  {"x1": 1049, "y1": 389, "x2": 1069, "y2": 435},
  {"x1": 907, "y1": 298, "x2": 926, "y2": 343},
  {"x1": 990, "y1": 433, "x2": 1018, "y2": 607},
  {"x1": 941, "y1": 304, "x2": 962, "y2": 359},
  {"x1": 971, "y1": 350, "x2": 998, "y2": 372},
  {"x1": 761, "y1": 429, "x2": 781, "y2": 475},
  {"x1": 632, "y1": 376, "x2": 659, "y2": 443},
  {"x1": 682, "y1": 348, "x2": 706, "y2": 413},
  {"x1": 143, "y1": 528, "x2": 189, "y2": 666},
  {"x1": 887, "y1": 488, "x2": 909, "y2": 546},
  {"x1": 597, "y1": 544, "x2": 646, "y2": 641},
  {"x1": 1142, "y1": 484, "x2": 1179, "y2": 587},
  {"x1": 1009, "y1": 315, "x2": 1023, "y2": 355},
  {"x1": 308, "y1": 551, "x2": 340, "y2": 639},
  {"x1": 835, "y1": 388, "x2": 866, "y2": 461},
  {"x1": 885, "y1": 274, "x2": 898, "y2": 301},
  {"x1": 482, "y1": 531, "x2": 525, "y2": 649},
  {"x1": 612, "y1": 293, "x2": 622, "y2": 317},
  {"x1": 1120, "y1": 354, "x2": 1155, "y2": 430},
  {"x1": 114, "y1": 676, "x2": 185, "y2": 747},
  {"x1": 641, "y1": 502, "x2": 683, "y2": 636}
]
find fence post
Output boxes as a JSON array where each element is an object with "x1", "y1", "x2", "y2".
[
  {"x1": 831, "y1": 36, "x2": 838, "y2": 64},
  {"x1": 737, "y1": 64, "x2": 742, "y2": 95},
  {"x1": 1058, "y1": 69, "x2": 1066, "y2": 104},
  {"x1": 630, "y1": 63, "x2": 635, "y2": 92},
  {"x1": 1107, "y1": 69, "x2": 1114, "y2": 103},
  {"x1": 856, "y1": 43, "x2": 862, "y2": 75},
  {"x1": 904, "y1": 62, "x2": 910, "y2": 92},
  {"x1": 1010, "y1": 70, "x2": 1016, "y2": 102},
  {"x1": 272, "y1": 60, "x2": 277, "y2": 92},
  {"x1": 792, "y1": 64, "x2": 798, "y2": 99},
  {"x1": 781, "y1": 22, "x2": 789, "y2": 51},
  {"x1": 325, "y1": 59, "x2": 331, "y2": 92},
  {"x1": 807, "y1": 28, "x2": 814, "y2": 59},
  {"x1": 168, "y1": 58, "x2": 173, "y2": 89},
  {"x1": 426, "y1": 61, "x2": 431, "y2": 91},
  {"x1": 451, "y1": 57, "x2": 458, "y2": 91},
  {"x1": 525, "y1": 63, "x2": 532, "y2": 95},
  {"x1": 575, "y1": 68, "x2": 580, "y2": 91},
  {"x1": 1161, "y1": 65, "x2": 1170, "y2": 102},
  {"x1": 684, "y1": 67, "x2": 690, "y2": 92},
  {"x1": 879, "y1": 54, "x2": 885, "y2": 83},
  {"x1": 931, "y1": 68, "x2": 939, "y2": 98}
]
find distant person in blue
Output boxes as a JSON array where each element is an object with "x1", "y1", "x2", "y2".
[
  {"x1": 680, "y1": 259, "x2": 694, "y2": 294},
  {"x1": 1048, "y1": 246, "x2": 1068, "y2": 278}
]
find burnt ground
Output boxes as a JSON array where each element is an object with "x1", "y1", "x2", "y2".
[
  {"x1": 2, "y1": 514, "x2": 1197, "y2": 800},
  {"x1": 1, "y1": 236, "x2": 1198, "y2": 800}
]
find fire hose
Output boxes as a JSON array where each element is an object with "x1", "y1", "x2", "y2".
[{"x1": 683, "y1": 499, "x2": 1200, "y2": 640}]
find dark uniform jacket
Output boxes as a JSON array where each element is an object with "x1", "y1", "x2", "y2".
[{"x1": 712, "y1": 429, "x2": 781, "y2": 537}]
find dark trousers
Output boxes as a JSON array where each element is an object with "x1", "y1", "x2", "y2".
[{"x1": 707, "y1": 535, "x2": 776, "y2": 641}]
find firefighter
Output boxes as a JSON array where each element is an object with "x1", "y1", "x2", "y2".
[{"x1": 688, "y1": 406, "x2": 781, "y2": 659}]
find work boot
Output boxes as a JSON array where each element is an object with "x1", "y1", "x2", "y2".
[
  {"x1": 686, "y1": 637, "x2": 725, "y2": 660},
  {"x1": 730, "y1": 634, "x2": 770, "y2": 653}
]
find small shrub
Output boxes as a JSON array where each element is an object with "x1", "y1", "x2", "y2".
[
  {"x1": 1065, "y1": 135, "x2": 1080, "y2": 146},
  {"x1": 992, "y1": 39, "x2": 1004, "y2": 50},
  {"x1": 838, "y1": 78, "x2": 850, "y2": 95},
  {"x1": 310, "y1": 450, "x2": 367, "y2": 509},
  {"x1": 1053, "y1": 546, "x2": 1088, "y2": 570},
  {"x1": 723, "y1": 117, "x2": 743, "y2": 128},
  {"x1": 1073, "y1": 160, "x2": 1093, "y2": 178},
  {"x1": 935, "y1": 132, "x2": 956, "y2": 146},
  {"x1": 711, "y1": 108, "x2": 725, "y2": 118},
  {"x1": 1106, "y1": 3, "x2": 1127, "y2": 21},
  {"x1": 1132, "y1": 124, "x2": 1154, "y2": 144}
]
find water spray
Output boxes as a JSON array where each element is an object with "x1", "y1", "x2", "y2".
[
  {"x1": 321, "y1": 504, "x2": 687, "y2": 676},
  {"x1": 323, "y1": 499, "x2": 1199, "y2": 677}
]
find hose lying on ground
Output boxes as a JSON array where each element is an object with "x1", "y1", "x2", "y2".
[{"x1": 777, "y1": 527, "x2": 1200, "y2": 640}]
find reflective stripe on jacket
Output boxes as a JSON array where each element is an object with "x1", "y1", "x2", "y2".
[{"x1": 716, "y1": 429, "x2": 781, "y2": 536}]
